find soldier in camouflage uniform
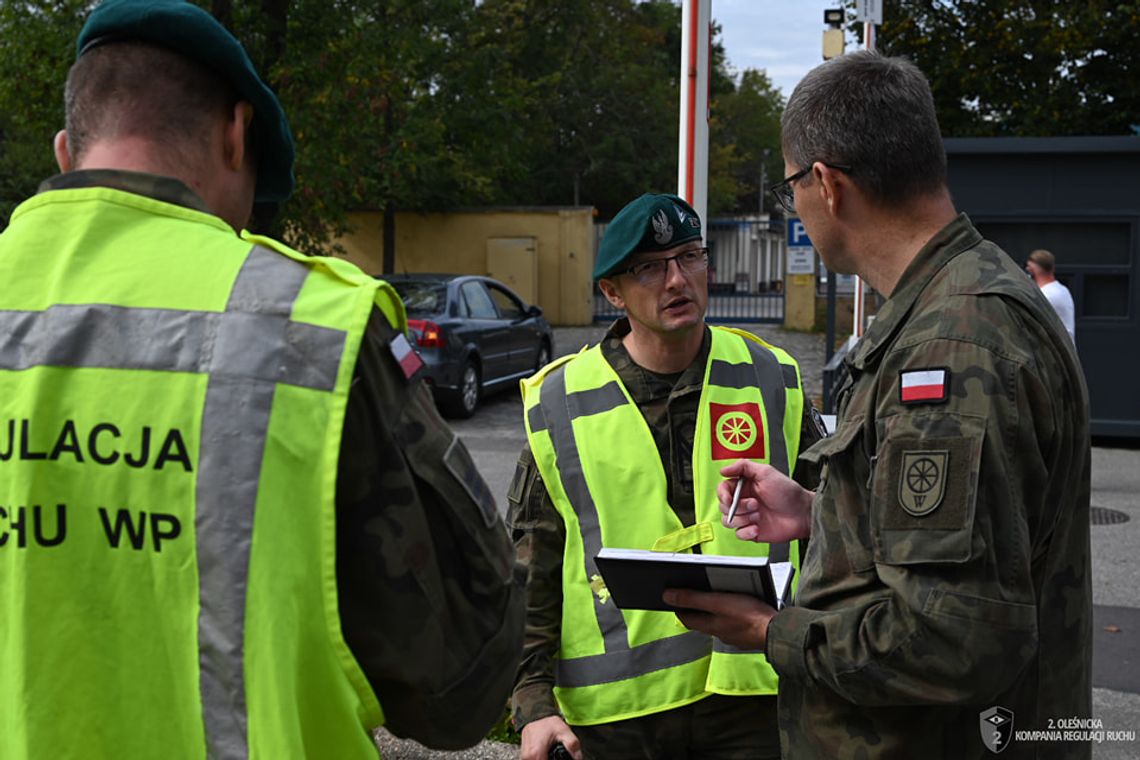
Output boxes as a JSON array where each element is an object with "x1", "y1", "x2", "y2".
[
  {"x1": 668, "y1": 51, "x2": 1092, "y2": 759},
  {"x1": 0, "y1": 1, "x2": 524, "y2": 755},
  {"x1": 508, "y1": 194, "x2": 823, "y2": 760}
]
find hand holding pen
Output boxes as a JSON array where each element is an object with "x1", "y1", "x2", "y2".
[{"x1": 717, "y1": 460, "x2": 814, "y2": 544}]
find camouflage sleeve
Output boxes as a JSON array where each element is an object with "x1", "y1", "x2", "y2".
[
  {"x1": 768, "y1": 326, "x2": 1051, "y2": 706},
  {"x1": 336, "y1": 309, "x2": 525, "y2": 749},
  {"x1": 793, "y1": 397, "x2": 824, "y2": 491},
  {"x1": 505, "y1": 444, "x2": 567, "y2": 730}
]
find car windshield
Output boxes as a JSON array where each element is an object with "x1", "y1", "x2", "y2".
[{"x1": 390, "y1": 281, "x2": 448, "y2": 316}]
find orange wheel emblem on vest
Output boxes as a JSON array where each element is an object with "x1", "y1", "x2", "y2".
[{"x1": 716, "y1": 411, "x2": 756, "y2": 451}]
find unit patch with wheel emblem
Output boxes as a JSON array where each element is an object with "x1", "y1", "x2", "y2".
[
  {"x1": 709, "y1": 402, "x2": 765, "y2": 460},
  {"x1": 898, "y1": 449, "x2": 948, "y2": 516}
]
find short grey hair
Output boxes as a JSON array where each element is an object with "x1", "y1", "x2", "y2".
[{"x1": 781, "y1": 50, "x2": 946, "y2": 206}]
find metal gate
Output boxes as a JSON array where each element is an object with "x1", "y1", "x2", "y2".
[{"x1": 593, "y1": 218, "x2": 786, "y2": 324}]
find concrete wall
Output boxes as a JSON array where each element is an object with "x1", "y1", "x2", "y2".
[{"x1": 334, "y1": 207, "x2": 596, "y2": 325}]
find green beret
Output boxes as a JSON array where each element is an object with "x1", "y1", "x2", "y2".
[
  {"x1": 77, "y1": 0, "x2": 295, "y2": 203},
  {"x1": 594, "y1": 193, "x2": 702, "y2": 280}
]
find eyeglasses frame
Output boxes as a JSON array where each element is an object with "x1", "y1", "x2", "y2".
[
  {"x1": 768, "y1": 162, "x2": 853, "y2": 214},
  {"x1": 621, "y1": 247, "x2": 710, "y2": 284}
]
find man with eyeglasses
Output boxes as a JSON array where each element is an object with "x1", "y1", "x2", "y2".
[
  {"x1": 668, "y1": 51, "x2": 1092, "y2": 759},
  {"x1": 507, "y1": 193, "x2": 825, "y2": 759}
]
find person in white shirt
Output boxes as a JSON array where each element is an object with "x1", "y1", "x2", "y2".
[{"x1": 1027, "y1": 248, "x2": 1076, "y2": 346}]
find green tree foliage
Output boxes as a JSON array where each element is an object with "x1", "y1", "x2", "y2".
[
  {"x1": 862, "y1": 0, "x2": 1140, "y2": 137},
  {"x1": 709, "y1": 68, "x2": 785, "y2": 216},
  {"x1": 0, "y1": 1, "x2": 88, "y2": 225},
  {"x1": 220, "y1": 0, "x2": 487, "y2": 259},
  {"x1": 466, "y1": 1, "x2": 783, "y2": 218},
  {"x1": 0, "y1": 0, "x2": 786, "y2": 241},
  {"x1": 465, "y1": 0, "x2": 683, "y2": 217}
]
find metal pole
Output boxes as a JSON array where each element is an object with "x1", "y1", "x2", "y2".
[
  {"x1": 677, "y1": 0, "x2": 710, "y2": 228},
  {"x1": 824, "y1": 267, "x2": 838, "y2": 412},
  {"x1": 759, "y1": 164, "x2": 767, "y2": 217},
  {"x1": 851, "y1": 20, "x2": 875, "y2": 340}
]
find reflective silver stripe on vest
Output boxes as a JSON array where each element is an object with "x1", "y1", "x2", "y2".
[
  {"x1": 709, "y1": 346, "x2": 795, "y2": 563},
  {"x1": 707, "y1": 359, "x2": 755, "y2": 390},
  {"x1": 782, "y1": 363, "x2": 799, "y2": 389},
  {"x1": 556, "y1": 629, "x2": 711, "y2": 688},
  {"x1": 712, "y1": 639, "x2": 764, "y2": 655},
  {"x1": 528, "y1": 380, "x2": 625, "y2": 433},
  {"x1": 742, "y1": 342, "x2": 796, "y2": 564},
  {"x1": 0, "y1": 245, "x2": 348, "y2": 758},
  {"x1": 540, "y1": 366, "x2": 630, "y2": 653},
  {"x1": 197, "y1": 246, "x2": 347, "y2": 758},
  {"x1": 0, "y1": 306, "x2": 344, "y2": 389},
  {"x1": 567, "y1": 381, "x2": 627, "y2": 420},
  {"x1": 527, "y1": 403, "x2": 547, "y2": 435}
]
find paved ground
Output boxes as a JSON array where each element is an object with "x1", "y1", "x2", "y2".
[{"x1": 379, "y1": 322, "x2": 1140, "y2": 759}]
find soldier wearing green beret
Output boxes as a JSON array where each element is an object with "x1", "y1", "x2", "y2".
[
  {"x1": 669, "y1": 51, "x2": 1092, "y2": 759},
  {"x1": 0, "y1": 1, "x2": 523, "y2": 757},
  {"x1": 508, "y1": 193, "x2": 824, "y2": 759}
]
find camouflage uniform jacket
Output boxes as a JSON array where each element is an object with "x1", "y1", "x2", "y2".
[
  {"x1": 37, "y1": 171, "x2": 525, "y2": 749},
  {"x1": 766, "y1": 214, "x2": 1092, "y2": 759},
  {"x1": 508, "y1": 318, "x2": 822, "y2": 728}
]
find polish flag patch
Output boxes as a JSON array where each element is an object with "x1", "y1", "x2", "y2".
[
  {"x1": 899, "y1": 368, "x2": 949, "y2": 404},
  {"x1": 390, "y1": 333, "x2": 424, "y2": 380}
]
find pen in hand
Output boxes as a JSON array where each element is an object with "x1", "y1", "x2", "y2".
[{"x1": 726, "y1": 477, "x2": 744, "y2": 524}]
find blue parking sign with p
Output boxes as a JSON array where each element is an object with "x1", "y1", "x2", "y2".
[{"x1": 787, "y1": 218, "x2": 812, "y2": 248}]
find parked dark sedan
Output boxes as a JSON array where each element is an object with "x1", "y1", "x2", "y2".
[{"x1": 384, "y1": 274, "x2": 553, "y2": 418}]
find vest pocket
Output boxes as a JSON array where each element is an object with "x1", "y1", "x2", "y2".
[{"x1": 800, "y1": 418, "x2": 875, "y2": 574}]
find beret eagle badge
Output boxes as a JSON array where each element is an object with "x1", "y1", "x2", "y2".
[{"x1": 652, "y1": 209, "x2": 674, "y2": 245}]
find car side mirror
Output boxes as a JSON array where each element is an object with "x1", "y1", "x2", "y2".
[{"x1": 528, "y1": 304, "x2": 543, "y2": 318}]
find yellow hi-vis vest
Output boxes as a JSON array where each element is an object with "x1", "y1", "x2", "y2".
[
  {"x1": 0, "y1": 186, "x2": 403, "y2": 758},
  {"x1": 521, "y1": 326, "x2": 804, "y2": 726}
]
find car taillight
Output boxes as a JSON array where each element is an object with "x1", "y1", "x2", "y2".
[{"x1": 407, "y1": 319, "x2": 446, "y2": 348}]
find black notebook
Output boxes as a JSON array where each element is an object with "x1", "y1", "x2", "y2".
[{"x1": 594, "y1": 548, "x2": 795, "y2": 612}]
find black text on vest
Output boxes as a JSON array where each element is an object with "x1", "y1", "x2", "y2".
[
  {"x1": 0, "y1": 503, "x2": 67, "y2": 548},
  {"x1": 0, "y1": 419, "x2": 193, "y2": 471},
  {"x1": 99, "y1": 508, "x2": 181, "y2": 553}
]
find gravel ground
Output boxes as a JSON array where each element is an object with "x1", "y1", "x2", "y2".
[{"x1": 374, "y1": 730, "x2": 518, "y2": 759}]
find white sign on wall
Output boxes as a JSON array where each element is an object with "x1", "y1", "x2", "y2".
[
  {"x1": 786, "y1": 218, "x2": 815, "y2": 275},
  {"x1": 853, "y1": 0, "x2": 883, "y2": 24},
  {"x1": 788, "y1": 247, "x2": 815, "y2": 276}
]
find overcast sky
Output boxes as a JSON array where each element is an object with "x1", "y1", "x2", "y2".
[{"x1": 712, "y1": 0, "x2": 851, "y2": 98}]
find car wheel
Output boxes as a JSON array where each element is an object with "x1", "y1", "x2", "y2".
[
  {"x1": 534, "y1": 342, "x2": 551, "y2": 373},
  {"x1": 443, "y1": 359, "x2": 480, "y2": 418}
]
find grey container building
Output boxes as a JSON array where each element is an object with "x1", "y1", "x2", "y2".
[{"x1": 945, "y1": 136, "x2": 1140, "y2": 438}]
